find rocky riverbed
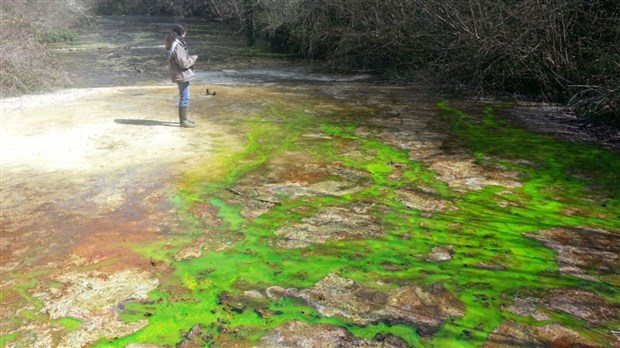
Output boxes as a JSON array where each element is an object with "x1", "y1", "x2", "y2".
[{"x1": 1, "y1": 16, "x2": 619, "y2": 348}]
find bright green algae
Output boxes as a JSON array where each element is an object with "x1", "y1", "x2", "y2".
[{"x1": 96, "y1": 96, "x2": 619, "y2": 347}]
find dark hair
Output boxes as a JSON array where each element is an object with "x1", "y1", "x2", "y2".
[
  {"x1": 164, "y1": 33, "x2": 176, "y2": 50},
  {"x1": 172, "y1": 23, "x2": 186, "y2": 36}
]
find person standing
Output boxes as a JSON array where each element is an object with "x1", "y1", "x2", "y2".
[{"x1": 165, "y1": 23, "x2": 198, "y2": 128}]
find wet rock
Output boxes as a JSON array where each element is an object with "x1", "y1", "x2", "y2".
[
  {"x1": 174, "y1": 230, "x2": 244, "y2": 261},
  {"x1": 274, "y1": 203, "x2": 384, "y2": 248},
  {"x1": 484, "y1": 320, "x2": 605, "y2": 348},
  {"x1": 305, "y1": 179, "x2": 364, "y2": 196},
  {"x1": 384, "y1": 283, "x2": 465, "y2": 335},
  {"x1": 267, "y1": 273, "x2": 464, "y2": 336},
  {"x1": 424, "y1": 246, "x2": 454, "y2": 262},
  {"x1": 6, "y1": 322, "x2": 58, "y2": 348},
  {"x1": 188, "y1": 202, "x2": 222, "y2": 227},
  {"x1": 265, "y1": 286, "x2": 293, "y2": 300},
  {"x1": 219, "y1": 290, "x2": 280, "y2": 320},
  {"x1": 380, "y1": 261, "x2": 408, "y2": 271},
  {"x1": 227, "y1": 162, "x2": 368, "y2": 219},
  {"x1": 176, "y1": 324, "x2": 213, "y2": 348},
  {"x1": 375, "y1": 127, "x2": 446, "y2": 161},
  {"x1": 524, "y1": 227, "x2": 620, "y2": 282},
  {"x1": 219, "y1": 292, "x2": 248, "y2": 313},
  {"x1": 227, "y1": 156, "x2": 370, "y2": 219},
  {"x1": 175, "y1": 247, "x2": 204, "y2": 261},
  {"x1": 542, "y1": 288, "x2": 620, "y2": 325},
  {"x1": 373, "y1": 333, "x2": 411, "y2": 347},
  {"x1": 254, "y1": 307, "x2": 284, "y2": 318},
  {"x1": 471, "y1": 262, "x2": 507, "y2": 271},
  {"x1": 239, "y1": 179, "x2": 366, "y2": 207},
  {"x1": 33, "y1": 270, "x2": 159, "y2": 347},
  {"x1": 386, "y1": 161, "x2": 408, "y2": 181},
  {"x1": 222, "y1": 186, "x2": 281, "y2": 220},
  {"x1": 504, "y1": 105, "x2": 620, "y2": 153},
  {"x1": 395, "y1": 188, "x2": 455, "y2": 216},
  {"x1": 243, "y1": 289, "x2": 266, "y2": 299},
  {"x1": 258, "y1": 320, "x2": 411, "y2": 348},
  {"x1": 427, "y1": 156, "x2": 521, "y2": 192},
  {"x1": 387, "y1": 161, "x2": 408, "y2": 169},
  {"x1": 507, "y1": 297, "x2": 550, "y2": 321}
]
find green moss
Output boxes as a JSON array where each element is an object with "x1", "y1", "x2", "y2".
[
  {"x1": 0, "y1": 333, "x2": 20, "y2": 345},
  {"x1": 438, "y1": 101, "x2": 620, "y2": 198},
  {"x1": 94, "y1": 98, "x2": 620, "y2": 347},
  {"x1": 56, "y1": 317, "x2": 82, "y2": 331},
  {"x1": 44, "y1": 28, "x2": 78, "y2": 43}
]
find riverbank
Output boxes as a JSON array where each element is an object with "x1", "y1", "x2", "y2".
[
  {"x1": 1, "y1": 15, "x2": 619, "y2": 348},
  {"x1": 2, "y1": 82, "x2": 620, "y2": 347}
]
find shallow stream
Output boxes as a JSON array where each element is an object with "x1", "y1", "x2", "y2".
[{"x1": 1, "y1": 16, "x2": 619, "y2": 348}]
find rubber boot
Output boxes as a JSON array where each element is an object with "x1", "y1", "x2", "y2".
[{"x1": 179, "y1": 106, "x2": 195, "y2": 128}]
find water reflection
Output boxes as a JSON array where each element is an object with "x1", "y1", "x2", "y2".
[
  {"x1": 194, "y1": 68, "x2": 372, "y2": 85},
  {"x1": 53, "y1": 16, "x2": 356, "y2": 88}
]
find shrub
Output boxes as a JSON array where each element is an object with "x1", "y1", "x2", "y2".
[
  {"x1": 0, "y1": 1, "x2": 90, "y2": 95},
  {"x1": 253, "y1": 0, "x2": 619, "y2": 124},
  {"x1": 44, "y1": 28, "x2": 79, "y2": 43}
]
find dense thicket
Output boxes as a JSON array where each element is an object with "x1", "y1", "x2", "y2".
[
  {"x1": 268, "y1": 0, "x2": 619, "y2": 124},
  {"x1": 0, "y1": 1, "x2": 86, "y2": 95},
  {"x1": 2, "y1": 0, "x2": 618, "y2": 124},
  {"x1": 95, "y1": 0, "x2": 620, "y2": 124}
]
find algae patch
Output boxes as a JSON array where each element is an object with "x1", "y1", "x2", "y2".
[
  {"x1": 4, "y1": 85, "x2": 619, "y2": 347},
  {"x1": 10, "y1": 270, "x2": 158, "y2": 347},
  {"x1": 102, "y1": 94, "x2": 620, "y2": 348}
]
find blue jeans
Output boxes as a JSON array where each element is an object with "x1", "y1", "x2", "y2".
[{"x1": 178, "y1": 81, "x2": 190, "y2": 108}]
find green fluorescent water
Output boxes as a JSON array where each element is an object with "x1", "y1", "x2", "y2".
[{"x1": 97, "y1": 98, "x2": 619, "y2": 347}]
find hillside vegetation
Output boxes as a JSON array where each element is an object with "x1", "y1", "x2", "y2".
[{"x1": 0, "y1": 1, "x2": 91, "y2": 95}]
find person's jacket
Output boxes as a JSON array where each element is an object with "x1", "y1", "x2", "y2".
[{"x1": 166, "y1": 38, "x2": 197, "y2": 83}]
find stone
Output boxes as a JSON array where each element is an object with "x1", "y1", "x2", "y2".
[
  {"x1": 265, "y1": 286, "x2": 291, "y2": 300},
  {"x1": 507, "y1": 297, "x2": 550, "y2": 321},
  {"x1": 427, "y1": 156, "x2": 521, "y2": 192},
  {"x1": 542, "y1": 288, "x2": 620, "y2": 325},
  {"x1": 484, "y1": 320, "x2": 605, "y2": 347},
  {"x1": 266, "y1": 273, "x2": 464, "y2": 336},
  {"x1": 258, "y1": 321, "x2": 411, "y2": 348},
  {"x1": 6, "y1": 322, "x2": 57, "y2": 348},
  {"x1": 471, "y1": 262, "x2": 507, "y2": 271},
  {"x1": 226, "y1": 152, "x2": 370, "y2": 219},
  {"x1": 34, "y1": 270, "x2": 159, "y2": 347},
  {"x1": 174, "y1": 230, "x2": 243, "y2": 261},
  {"x1": 524, "y1": 227, "x2": 620, "y2": 282},
  {"x1": 425, "y1": 246, "x2": 454, "y2": 262},
  {"x1": 375, "y1": 125, "x2": 446, "y2": 161},
  {"x1": 395, "y1": 188, "x2": 455, "y2": 215},
  {"x1": 372, "y1": 333, "x2": 411, "y2": 347},
  {"x1": 243, "y1": 290, "x2": 266, "y2": 299},
  {"x1": 176, "y1": 324, "x2": 213, "y2": 348},
  {"x1": 383, "y1": 283, "x2": 465, "y2": 335},
  {"x1": 274, "y1": 204, "x2": 384, "y2": 248}
]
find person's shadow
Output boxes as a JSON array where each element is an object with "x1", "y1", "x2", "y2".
[{"x1": 114, "y1": 119, "x2": 179, "y2": 127}]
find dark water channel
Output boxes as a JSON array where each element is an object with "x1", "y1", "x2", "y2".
[
  {"x1": 5, "y1": 15, "x2": 619, "y2": 348},
  {"x1": 52, "y1": 15, "x2": 369, "y2": 88}
]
